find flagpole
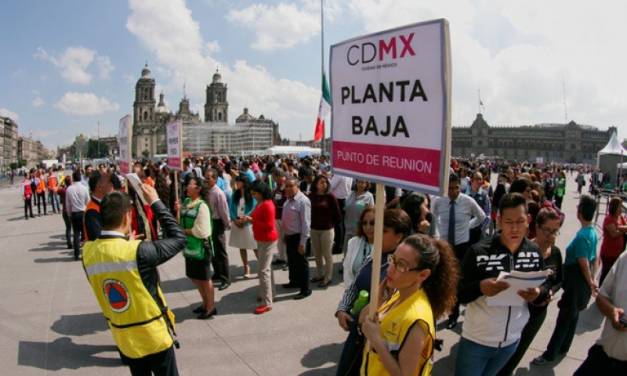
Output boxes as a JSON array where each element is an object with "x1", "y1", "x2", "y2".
[{"x1": 320, "y1": 0, "x2": 325, "y2": 154}]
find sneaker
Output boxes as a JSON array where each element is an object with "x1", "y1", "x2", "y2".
[
  {"x1": 254, "y1": 305, "x2": 272, "y2": 315},
  {"x1": 531, "y1": 356, "x2": 553, "y2": 366}
]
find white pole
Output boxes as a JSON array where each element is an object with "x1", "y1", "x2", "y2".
[{"x1": 320, "y1": 0, "x2": 325, "y2": 153}]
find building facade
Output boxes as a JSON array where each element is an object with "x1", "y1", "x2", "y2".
[
  {"x1": 452, "y1": 114, "x2": 614, "y2": 164},
  {"x1": 17, "y1": 136, "x2": 53, "y2": 169},
  {"x1": 0, "y1": 116, "x2": 18, "y2": 171},
  {"x1": 131, "y1": 65, "x2": 279, "y2": 158}
]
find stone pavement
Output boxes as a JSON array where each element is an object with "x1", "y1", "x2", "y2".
[{"x1": 0, "y1": 175, "x2": 605, "y2": 375}]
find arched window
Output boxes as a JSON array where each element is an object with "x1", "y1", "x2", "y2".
[
  {"x1": 218, "y1": 111, "x2": 222, "y2": 121},
  {"x1": 143, "y1": 111, "x2": 148, "y2": 121}
]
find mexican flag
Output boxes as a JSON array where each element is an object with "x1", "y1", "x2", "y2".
[{"x1": 314, "y1": 72, "x2": 331, "y2": 142}]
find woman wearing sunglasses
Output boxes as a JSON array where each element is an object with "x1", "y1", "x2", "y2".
[
  {"x1": 342, "y1": 207, "x2": 375, "y2": 288},
  {"x1": 360, "y1": 234, "x2": 459, "y2": 376}
]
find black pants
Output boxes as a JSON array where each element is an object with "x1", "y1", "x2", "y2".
[
  {"x1": 120, "y1": 345, "x2": 179, "y2": 376},
  {"x1": 62, "y1": 211, "x2": 73, "y2": 247},
  {"x1": 70, "y1": 211, "x2": 84, "y2": 260},
  {"x1": 37, "y1": 192, "x2": 46, "y2": 215},
  {"x1": 333, "y1": 199, "x2": 346, "y2": 254},
  {"x1": 285, "y1": 233, "x2": 310, "y2": 293},
  {"x1": 542, "y1": 265, "x2": 590, "y2": 360},
  {"x1": 210, "y1": 219, "x2": 230, "y2": 283},
  {"x1": 24, "y1": 197, "x2": 33, "y2": 219},
  {"x1": 498, "y1": 304, "x2": 548, "y2": 375},
  {"x1": 575, "y1": 344, "x2": 627, "y2": 375},
  {"x1": 450, "y1": 242, "x2": 470, "y2": 320},
  {"x1": 336, "y1": 317, "x2": 363, "y2": 376}
]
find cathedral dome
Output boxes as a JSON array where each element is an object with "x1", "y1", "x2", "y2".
[
  {"x1": 212, "y1": 69, "x2": 222, "y2": 83},
  {"x1": 141, "y1": 64, "x2": 151, "y2": 78}
]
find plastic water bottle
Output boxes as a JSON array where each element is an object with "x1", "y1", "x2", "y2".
[{"x1": 350, "y1": 290, "x2": 369, "y2": 316}]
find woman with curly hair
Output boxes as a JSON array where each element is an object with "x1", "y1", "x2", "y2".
[{"x1": 360, "y1": 234, "x2": 459, "y2": 376}]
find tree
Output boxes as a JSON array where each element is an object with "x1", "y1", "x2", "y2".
[
  {"x1": 141, "y1": 149, "x2": 150, "y2": 159},
  {"x1": 86, "y1": 139, "x2": 108, "y2": 158}
]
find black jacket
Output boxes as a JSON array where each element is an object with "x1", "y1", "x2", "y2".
[
  {"x1": 458, "y1": 236, "x2": 545, "y2": 347},
  {"x1": 98, "y1": 200, "x2": 185, "y2": 302}
]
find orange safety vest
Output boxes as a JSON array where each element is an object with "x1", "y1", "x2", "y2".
[
  {"x1": 47, "y1": 175, "x2": 58, "y2": 191},
  {"x1": 36, "y1": 179, "x2": 45, "y2": 194},
  {"x1": 83, "y1": 200, "x2": 101, "y2": 241}
]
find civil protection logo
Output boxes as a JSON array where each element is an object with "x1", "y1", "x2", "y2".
[{"x1": 103, "y1": 279, "x2": 130, "y2": 313}]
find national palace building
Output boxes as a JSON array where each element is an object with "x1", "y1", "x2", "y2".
[{"x1": 452, "y1": 113, "x2": 616, "y2": 164}]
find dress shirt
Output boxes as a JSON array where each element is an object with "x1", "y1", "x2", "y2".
[
  {"x1": 330, "y1": 175, "x2": 353, "y2": 200},
  {"x1": 65, "y1": 182, "x2": 90, "y2": 214},
  {"x1": 207, "y1": 184, "x2": 230, "y2": 228},
  {"x1": 281, "y1": 191, "x2": 311, "y2": 246},
  {"x1": 432, "y1": 193, "x2": 486, "y2": 245}
]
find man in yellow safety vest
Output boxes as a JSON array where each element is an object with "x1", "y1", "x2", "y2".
[{"x1": 82, "y1": 183, "x2": 185, "y2": 375}]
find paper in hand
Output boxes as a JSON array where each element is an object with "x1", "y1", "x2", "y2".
[
  {"x1": 486, "y1": 269, "x2": 550, "y2": 307},
  {"x1": 125, "y1": 173, "x2": 148, "y2": 205}
]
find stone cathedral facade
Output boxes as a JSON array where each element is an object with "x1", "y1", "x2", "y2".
[{"x1": 132, "y1": 64, "x2": 279, "y2": 158}]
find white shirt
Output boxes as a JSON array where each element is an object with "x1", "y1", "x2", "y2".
[
  {"x1": 330, "y1": 175, "x2": 353, "y2": 200},
  {"x1": 432, "y1": 193, "x2": 486, "y2": 245},
  {"x1": 65, "y1": 182, "x2": 90, "y2": 214},
  {"x1": 597, "y1": 251, "x2": 627, "y2": 361}
]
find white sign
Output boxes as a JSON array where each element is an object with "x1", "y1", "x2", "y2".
[
  {"x1": 330, "y1": 19, "x2": 451, "y2": 195},
  {"x1": 118, "y1": 115, "x2": 132, "y2": 174},
  {"x1": 166, "y1": 120, "x2": 183, "y2": 170}
]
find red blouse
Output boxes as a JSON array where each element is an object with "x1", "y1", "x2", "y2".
[
  {"x1": 251, "y1": 199, "x2": 278, "y2": 242},
  {"x1": 600, "y1": 214, "x2": 626, "y2": 258}
]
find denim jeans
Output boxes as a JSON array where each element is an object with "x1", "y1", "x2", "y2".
[{"x1": 455, "y1": 337, "x2": 519, "y2": 376}]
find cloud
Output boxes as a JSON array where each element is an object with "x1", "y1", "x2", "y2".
[
  {"x1": 32, "y1": 97, "x2": 45, "y2": 107},
  {"x1": 226, "y1": 0, "x2": 342, "y2": 51},
  {"x1": 54, "y1": 92, "x2": 119, "y2": 116},
  {"x1": 96, "y1": 56, "x2": 114, "y2": 79},
  {"x1": 347, "y1": 0, "x2": 627, "y2": 134},
  {"x1": 0, "y1": 108, "x2": 19, "y2": 121},
  {"x1": 127, "y1": 0, "x2": 320, "y2": 139},
  {"x1": 34, "y1": 46, "x2": 115, "y2": 84},
  {"x1": 205, "y1": 40, "x2": 221, "y2": 54}
]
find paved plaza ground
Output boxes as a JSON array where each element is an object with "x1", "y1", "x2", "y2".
[{"x1": 0, "y1": 175, "x2": 607, "y2": 375}]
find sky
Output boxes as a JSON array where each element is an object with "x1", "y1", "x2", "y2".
[{"x1": 1, "y1": 0, "x2": 626, "y2": 150}]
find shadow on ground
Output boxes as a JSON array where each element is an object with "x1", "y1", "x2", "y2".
[
  {"x1": 28, "y1": 241, "x2": 69, "y2": 252},
  {"x1": 160, "y1": 277, "x2": 196, "y2": 293},
  {"x1": 18, "y1": 337, "x2": 122, "y2": 371},
  {"x1": 51, "y1": 312, "x2": 109, "y2": 336},
  {"x1": 299, "y1": 342, "x2": 342, "y2": 376}
]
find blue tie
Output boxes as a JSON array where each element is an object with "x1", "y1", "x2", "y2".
[{"x1": 448, "y1": 200, "x2": 456, "y2": 246}]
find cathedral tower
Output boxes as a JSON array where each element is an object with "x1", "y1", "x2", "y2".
[
  {"x1": 204, "y1": 69, "x2": 228, "y2": 122},
  {"x1": 133, "y1": 64, "x2": 156, "y2": 157}
]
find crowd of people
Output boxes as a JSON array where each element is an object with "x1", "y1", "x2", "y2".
[{"x1": 19, "y1": 155, "x2": 627, "y2": 375}]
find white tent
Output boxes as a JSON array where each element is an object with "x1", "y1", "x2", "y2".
[
  {"x1": 263, "y1": 145, "x2": 321, "y2": 156},
  {"x1": 598, "y1": 130, "x2": 625, "y2": 156},
  {"x1": 598, "y1": 130, "x2": 626, "y2": 185}
]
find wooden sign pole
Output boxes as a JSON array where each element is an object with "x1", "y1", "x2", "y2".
[{"x1": 368, "y1": 183, "x2": 386, "y2": 318}]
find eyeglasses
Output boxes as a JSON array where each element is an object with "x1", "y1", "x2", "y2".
[
  {"x1": 387, "y1": 254, "x2": 420, "y2": 273},
  {"x1": 539, "y1": 227, "x2": 560, "y2": 237},
  {"x1": 361, "y1": 220, "x2": 375, "y2": 226}
]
